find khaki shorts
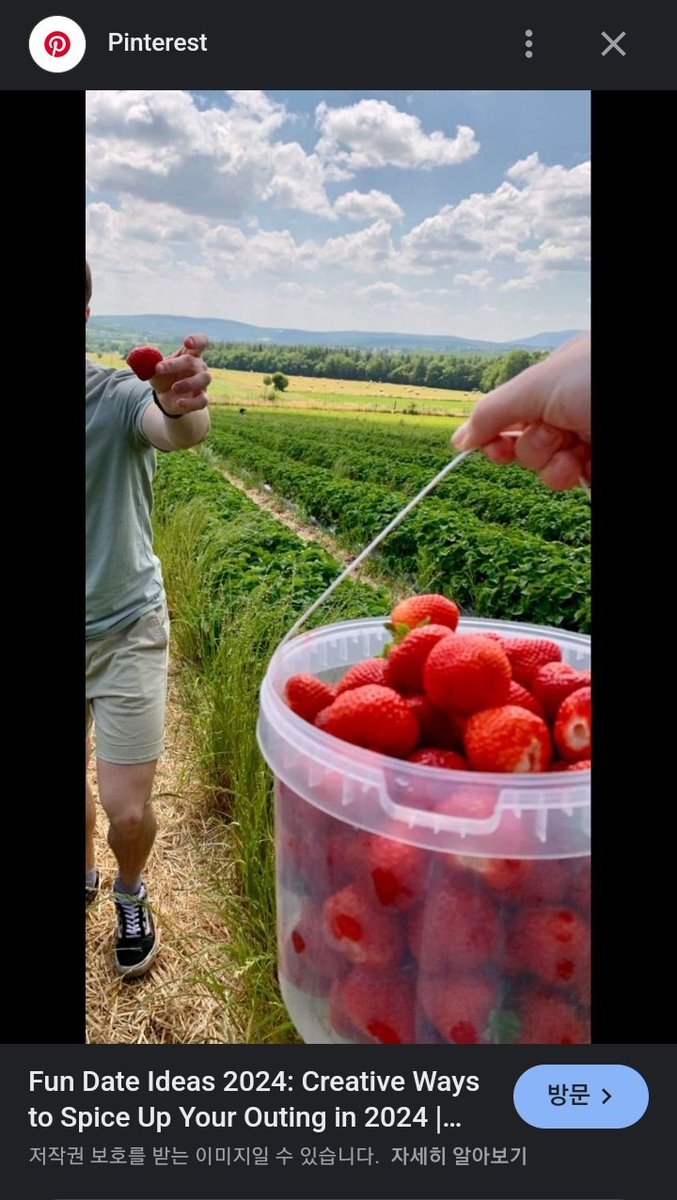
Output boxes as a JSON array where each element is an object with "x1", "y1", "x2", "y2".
[{"x1": 86, "y1": 604, "x2": 170, "y2": 764}]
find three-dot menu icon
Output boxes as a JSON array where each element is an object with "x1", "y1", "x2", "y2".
[{"x1": 525, "y1": 29, "x2": 534, "y2": 58}]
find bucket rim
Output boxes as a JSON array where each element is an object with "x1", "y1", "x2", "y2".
[{"x1": 261, "y1": 614, "x2": 591, "y2": 790}]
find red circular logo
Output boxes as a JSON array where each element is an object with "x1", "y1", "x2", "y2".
[{"x1": 44, "y1": 30, "x2": 71, "y2": 57}]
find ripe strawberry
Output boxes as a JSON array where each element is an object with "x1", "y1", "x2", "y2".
[
  {"x1": 384, "y1": 625, "x2": 453, "y2": 692},
  {"x1": 464, "y1": 706, "x2": 553, "y2": 773},
  {"x1": 328, "y1": 977, "x2": 368, "y2": 1042},
  {"x1": 404, "y1": 694, "x2": 458, "y2": 748},
  {"x1": 316, "y1": 685, "x2": 419, "y2": 757},
  {"x1": 391, "y1": 593, "x2": 460, "y2": 632},
  {"x1": 322, "y1": 883, "x2": 403, "y2": 967},
  {"x1": 554, "y1": 687, "x2": 592, "y2": 762},
  {"x1": 447, "y1": 824, "x2": 567, "y2": 904},
  {"x1": 340, "y1": 967, "x2": 416, "y2": 1043},
  {"x1": 404, "y1": 748, "x2": 472, "y2": 812},
  {"x1": 518, "y1": 860, "x2": 570, "y2": 906},
  {"x1": 434, "y1": 791, "x2": 498, "y2": 822},
  {"x1": 532, "y1": 661, "x2": 592, "y2": 718},
  {"x1": 501, "y1": 637, "x2": 562, "y2": 687},
  {"x1": 362, "y1": 835, "x2": 429, "y2": 911},
  {"x1": 281, "y1": 904, "x2": 347, "y2": 995},
  {"x1": 408, "y1": 882, "x2": 500, "y2": 971},
  {"x1": 567, "y1": 758, "x2": 591, "y2": 771},
  {"x1": 451, "y1": 854, "x2": 532, "y2": 893},
  {"x1": 420, "y1": 974, "x2": 496, "y2": 1044},
  {"x1": 284, "y1": 674, "x2": 338, "y2": 723},
  {"x1": 518, "y1": 989, "x2": 590, "y2": 1044},
  {"x1": 323, "y1": 829, "x2": 373, "y2": 889},
  {"x1": 509, "y1": 906, "x2": 590, "y2": 989},
  {"x1": 126, "y1": 344, "x2": 164, "y2": 381},
  {"x1": 423, "y1": 634, "x2": 512, "y2": 717},
  {"x1": 408, "y1": 747, "x2": 468, "y2": 770},
  {"x1": 337, "y1": 658, "x2": 388, "y2": 694},
  {"x1": 507, "y1": 680, "x2": 546, "y2": 720}
]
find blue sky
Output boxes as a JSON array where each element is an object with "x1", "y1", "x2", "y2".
[{"x1": 86, "y1": 90, "x2": 590, "y2": 341}]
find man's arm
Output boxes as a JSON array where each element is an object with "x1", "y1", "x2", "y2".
[{"x1": 140, "y1": 334, "x2": 211, "y2": 451}]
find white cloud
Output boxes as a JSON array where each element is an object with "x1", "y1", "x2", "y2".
[
  {"x1": 357, "y1": 281, "x2": 407, "y2": 300},
  {"x1": 454, "y1": 268, "x2": 494, "y2": 288},
  {"x1": 315, "y1": 98, "x2": 480, "y2": 171},
  {"x1": 317, "y1": 220, "x2": 397, "y2": 272},
  {"x1": 400, "y1": 153, "x2": 590, "y2": 280},
  {"x1": 86, "y1": 89, "x2": 334, "y2": 219},
  {"x1": 333, "y1": 189, "x2": 404, "y2": 222}
]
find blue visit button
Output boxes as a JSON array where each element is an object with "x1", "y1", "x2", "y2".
[{"x1": 514, "y1": 1064, "x2": 649, "y2": 1128}]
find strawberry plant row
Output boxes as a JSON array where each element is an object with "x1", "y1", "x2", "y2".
[
  {"x1": 206, "y1": 427, "x2": 590, "y2": 633},
  {"x1": 213, "y1": 408, "x2": 553, "y2": 490},
  {"x1": 211, "y1": 411, "x2": 589, "y2": 546},
  {"x1": 153, "y1": 450, "x2": 393, "y2": 621}
]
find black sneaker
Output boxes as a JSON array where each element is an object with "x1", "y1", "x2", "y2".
[
  {"x1": 113, "y1": 882, "x2": 159, "y2": 978},
  {"x1": 86, "y1": 869, "x2": 100, "y2": 907}
]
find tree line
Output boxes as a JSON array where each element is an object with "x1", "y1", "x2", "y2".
[{"x1": 202, "y1": 342, "x2": 547, "y2": 392}]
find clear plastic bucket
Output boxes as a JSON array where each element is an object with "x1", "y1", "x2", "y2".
[{"x1": 257, "y1": 616, "x2": 591, "y2": 1045}]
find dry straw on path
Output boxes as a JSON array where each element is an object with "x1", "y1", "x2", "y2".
[{"x1": 86, "y1": 671, "x2": 237, "y2": 1044}]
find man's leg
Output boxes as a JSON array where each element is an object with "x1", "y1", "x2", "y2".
[
  {"x1": 97, "y1": 758, "x2": 158, "y2": 890},
  {"x1": 97, "y1": 757, "x2": 161, "y2": 978},
  {"x1": 87, "y1": 606, "x2": 170, "y2": 977}
]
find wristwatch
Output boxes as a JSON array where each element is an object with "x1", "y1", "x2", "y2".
[{"x1": 152, "y1": 389, "x2": 184, "y2": 419}]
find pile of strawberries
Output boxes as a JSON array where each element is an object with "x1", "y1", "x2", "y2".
[
  {"x1": 278, "y1": 783, "x2": 590, "y2": 1045},
  {"x1": 284, "y1": 592, "x2": 591, "y2": 772},
  {"x1": 278, "y1": 593, "x2": 591, "y2": 1045}
]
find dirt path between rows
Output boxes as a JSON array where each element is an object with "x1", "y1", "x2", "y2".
[
  {"x1": 86, "y1": 671, "x2": 237, "y2": 1044},
  {"x1": 209, "y1": 456, "x2": 408, "y2": 601}
]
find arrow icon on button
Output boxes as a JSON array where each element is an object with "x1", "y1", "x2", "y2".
[{"x1": 602, "y1": 1089, "x2": 612, "y2": 1104}]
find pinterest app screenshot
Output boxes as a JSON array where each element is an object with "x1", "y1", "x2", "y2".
[{"x1": 2, "y1": 3, "x2": 673, "y2": 1199}]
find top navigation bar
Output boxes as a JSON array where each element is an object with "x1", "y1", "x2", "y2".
[{"x1": 5, "y1": 6, "x2": 676, "y2": 89}]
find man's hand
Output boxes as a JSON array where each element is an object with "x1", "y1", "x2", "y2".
[
  {"x1": 150, "y1": 334, "x2": 211, "y2": 416},
  {"x1": 141, "y1": 334, "x2": 211, "y2": 451},
  {"x1": 452, "y1": 334, "x2": 591, "y2": 490}
]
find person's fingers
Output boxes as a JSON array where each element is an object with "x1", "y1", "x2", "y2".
[
  {"x1": 481, "y1": 436, "x2": 518, "y2": 465},
  {"x1": 171, "y1": 369, "x2": 211, "y2": 395},
  {"x1": 538, "y1": 450, "x2": 586, "y2": 491},
  {"x1": 172, "y1": 391, "x2": 209, "y2": 413},
  {"x1": 451, "y1": 361, "x2": 552, "y2": 449},
  {"x1": 513, "y1": 423, "x2": 569, "y2": 472},
  {"x1": 155, "y1": 354, "x2": 208, "y2": 378},
  {"x1": 166, "y1": 333, "x2": 209, "y2": 359}
]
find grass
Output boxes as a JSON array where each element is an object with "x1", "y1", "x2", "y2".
[
  {"x1": 154, "y1": 502, "x2": 300, "y2": 1042},
  {"x1": 89, "y1": 350, "x2": 478, "y2": 418},
  {"x1": 152, "y1": 456, "x2": 393, "y2": 1042}
]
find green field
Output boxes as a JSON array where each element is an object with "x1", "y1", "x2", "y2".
[
  {"x1": 89, "y1": 352, "x2": 478, "y2": 418},
  {"x1": 206, "y1": 407, "x2": 591, "y2": 633}
]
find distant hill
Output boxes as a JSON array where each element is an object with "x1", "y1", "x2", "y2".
[{"x1": 87, "y1": 314, "x2": 585, "y2": 354}]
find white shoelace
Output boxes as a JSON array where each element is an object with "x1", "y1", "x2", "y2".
[{"x1": 116, "y1": 892, "x2": 145, "y2": 939}]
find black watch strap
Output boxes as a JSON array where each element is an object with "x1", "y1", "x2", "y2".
[{"x1": 152, "y1": 389, "x2": 184, "y2": 418}]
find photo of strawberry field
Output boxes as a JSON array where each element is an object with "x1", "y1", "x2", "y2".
[{"x1": 86, "y1": 355, "x2": 590, "y2": 1046}]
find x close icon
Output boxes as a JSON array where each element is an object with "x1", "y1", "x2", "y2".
[{"x1": 602, "y1": 31, "x2": 627, "y2": 56}]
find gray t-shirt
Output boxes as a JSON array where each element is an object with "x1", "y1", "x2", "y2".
[{"x1": 86, "y1": 359, "x2": 166, "y2": 639}]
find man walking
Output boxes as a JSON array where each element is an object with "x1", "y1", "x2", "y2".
[{"x1": 86, "y1": 261, "x2": 211, "y2": 978}]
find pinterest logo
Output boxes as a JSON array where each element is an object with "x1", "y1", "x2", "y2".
[
  {"x1": 44, "y1": 31, "x2": 71, "y2": 57},
  {"x1": 29, "y1": 16, "x2": 86, "y2": 72}
]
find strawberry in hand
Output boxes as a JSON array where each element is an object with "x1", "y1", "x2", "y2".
[
  {"x1": 126, "y1": 345, "x2": 163, "y2": 381},
  {"x1": 128, "y1": 335, "x2": 211, "y2": 416}
]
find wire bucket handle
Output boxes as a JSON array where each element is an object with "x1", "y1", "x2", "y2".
[{"x1": 282, "y1": 437, "x2": 589, "y2": 644}]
